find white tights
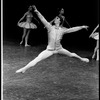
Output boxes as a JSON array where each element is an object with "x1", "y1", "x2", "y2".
[{"x1": 16, "y1": 48, "x2": 89, "y2": 73}]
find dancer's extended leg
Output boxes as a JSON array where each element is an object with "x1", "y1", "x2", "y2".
[
  {"x1": 16, "y1": 50, "x2": 53, "y2": 73},
  {"x1": 96, "y1": 40, "x2": 99, "y2": 61},
  {"x1": 25, "y1": 29, "x2": 30, "y2": 47},
  {"x1": 92, "y1": 47, "x2": 97, "y2": 59},
  {"x1": 96, "y1": 49, "x2": 99, "y2": 61},
  {"x1": 58, "y1": 48, "x2": 89, "y2": 62},
  {"x1": 20, "y1": 28, "x2": 27, "y2": 45}
]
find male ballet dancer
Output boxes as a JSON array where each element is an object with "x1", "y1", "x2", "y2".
[{"x1": 16, "y1": 5, "x2": 89, "y2": 73}]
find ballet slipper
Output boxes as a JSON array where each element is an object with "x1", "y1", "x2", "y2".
[
  {"x1": 16, "y1": 68, "x2": 27, "y2": 73},
  {"x1": 25, "y1": 44, "x2": 30, "y2": 47},
  {"x1": 81, "y1": 58, "x2": 89, "y2": 62},
  {"x1": 96, "y1": 58, "x2": 99, "y2": 61}
]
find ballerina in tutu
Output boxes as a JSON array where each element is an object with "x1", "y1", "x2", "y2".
[
  {"x1": 16, "y1": 5, "x2": 89, "y2": 73},
  {"x1": 18, "y1": 5, "x2": 38, "y2": 46},
  {"x1": 89, "y1": 24, "x2": 99, "y2": 61}
]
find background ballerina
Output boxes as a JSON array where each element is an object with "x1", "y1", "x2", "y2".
[
  {"x1": 89, "y1": 24, "x2": 99, "y2": 61},
  {"x1": 17, "y1": 5, "x2": 38, "y2": 46},
  {"x1": 50, "y1": 8, "x2": 71, "y2": 28}
]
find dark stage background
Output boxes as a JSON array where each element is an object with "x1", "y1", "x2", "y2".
[{"x1": 3, "y1": 0, "x2": 99, "y2": 50}]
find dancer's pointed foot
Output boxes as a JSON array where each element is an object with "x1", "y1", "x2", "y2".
[
  {"x1": 96, "y1": 59, "x2": 99, "y2": 61},
  {"x1": 81, "y1": 58, "x2": 89, "y2": 62},
  {"x1": 20, "y1": 41, "x2": 23, "y2": 45},
  {"x1": 16, "y1": 68, "x2": 27, "y2": 73},
  {"x1": 25, "y1": 44, "x2": 30, "y2": 47}
]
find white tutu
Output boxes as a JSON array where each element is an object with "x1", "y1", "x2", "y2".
[
  {"x1": 18, "y1": 22, "x2": 37, "y2": 29},
  {"x1": 92, "y1": 32, "x2": 99, "y2": 40}
]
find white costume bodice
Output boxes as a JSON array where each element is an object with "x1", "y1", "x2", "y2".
[{"x1": 47, "y1": 26, "x2": 64, "y2": 50}]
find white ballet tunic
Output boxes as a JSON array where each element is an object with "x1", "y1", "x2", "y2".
[
  {"x1": 46, "y1": 26, "x2": 65, "y2": 50},
  {"x1": 35, "y1": 10, "x2": 82, "y2": 51},
  {"x1": 35, "y1": 11, "x2": 72, "y2": 50}
]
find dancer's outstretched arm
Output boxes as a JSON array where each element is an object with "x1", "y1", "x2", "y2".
[
  {"x1": 17, "y1": 12, "x2": 28, "y2": 25},
  {"x1": 64, "y1": 17, "x2": 71, "y2": 28},
  {"x1": 33, "y1": 17, "x2": 40, "y2": 24},
  {"x1": 33, "y1": 5, "x2": 51, "y2": 29},
  {"x1": 89, "y1": 24, "x2": 99, "y2": 38},
  {"x1": 64, "y1": 25, "x2": 88, "y2": 34}
]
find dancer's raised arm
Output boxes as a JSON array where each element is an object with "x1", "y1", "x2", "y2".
[
  {"x1": 63, "y1": 25, "x2": 88, "y2": 34},
  {"x1": 89, "y1": 24, "x2": 99, "y2": 38},
  {"x1": 17, "y1": 12, "x2": 28, "y2": 25},
  {"x1": 33, "y1": 5, "x2": 51, "y2": 29}
]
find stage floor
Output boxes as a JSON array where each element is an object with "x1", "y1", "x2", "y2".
[{"x1": 3, "y1": 40, "x2": 99, "y2": 100}]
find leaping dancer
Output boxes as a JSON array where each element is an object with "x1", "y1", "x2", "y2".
[{"x1": 16, "y1": 5, "x2": 89, "y2": 73}]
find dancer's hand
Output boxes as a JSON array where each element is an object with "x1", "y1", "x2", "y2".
[
  {"x1": 82, "y1": 25, "x2": 89, "y2": 30},
  {"x1": 32, "y1": 5, "x2": 37, "y2": 12}
]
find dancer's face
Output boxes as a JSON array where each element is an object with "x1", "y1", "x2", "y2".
[
  {"x1": 60, "y1": 8, "x2": 64, "y2": 14},
  {"x1": 28, "y1": 6, "x2": 32, "y2": 11},
  {"x1": 54, "y1": 17, "x2": 61, "y2": 26}
]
